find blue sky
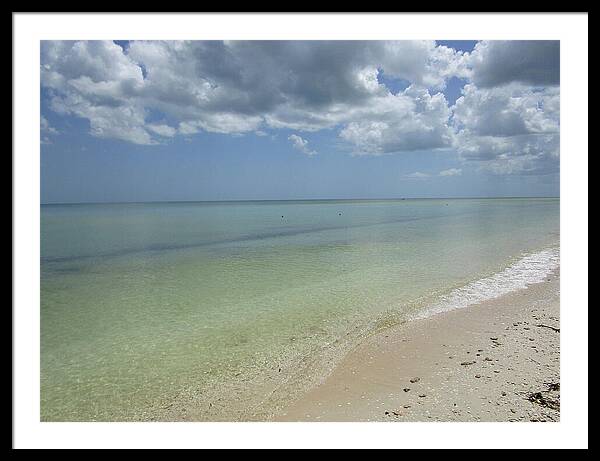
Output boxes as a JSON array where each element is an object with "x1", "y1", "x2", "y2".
[{"x1": 41, "y1": 40, "x2": 560, "y2": 203}]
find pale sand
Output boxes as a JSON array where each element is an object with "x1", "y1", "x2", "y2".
[{"x1": 273, "y1": 268, "x2": 560, "y2": 422}]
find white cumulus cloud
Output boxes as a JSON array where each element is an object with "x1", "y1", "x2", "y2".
[
  {"x1": 40, "y1": 40, "x2": 560, "y2": 176},
  {"x1": 467, "y1": 40, "x2": 559, "y2": 88},
  {"x1": 40, "y1": 115, "x2": 58, "y2": 134},
  {"x1": 403, "y1": 171, "x2": 431, "y2": 179},
  {"x1": 439, "y1": 168, "x2": 462, "y2": 176},
  {"x1": 147, "y1": 123, "x2": 177, "y2": 137},
  {"x1": 339, "y1": 86, "x2": 454, "y2": 155},
  {"x1": 451, "y1": 83, "x2": 559, "y2": 175},
  {"x1": 288, "y1": 134, "x2": 317, "y2": 156}
]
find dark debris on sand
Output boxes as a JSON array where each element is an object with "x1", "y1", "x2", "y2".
[{"x1": 526, "y1": 382, "x2": 560, "y2": 412}]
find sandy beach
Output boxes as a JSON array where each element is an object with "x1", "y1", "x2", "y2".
[{"x1": 274, "y1": 268, "x2": 560, "y2": 422}]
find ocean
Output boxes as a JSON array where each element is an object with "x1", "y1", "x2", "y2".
[{"x1": 40, "y1": 198, "x2": 560, "y2": 421}]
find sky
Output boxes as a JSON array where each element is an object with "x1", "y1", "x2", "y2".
[{"x1": 40, "y1": 40, "x2": 560, "y2": 203}]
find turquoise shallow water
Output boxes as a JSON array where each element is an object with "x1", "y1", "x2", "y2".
[{"x1": 40, "y1": 198, "x2": 559, "y2": 421}]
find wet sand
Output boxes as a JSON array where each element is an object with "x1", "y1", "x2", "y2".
[{"x1": 274, "y1": 268, "x2": 560, "y2": 422}]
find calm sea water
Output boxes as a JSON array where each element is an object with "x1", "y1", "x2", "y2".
[{"x1": 40, "y1": 198, "x2": 559, "y2": 421}]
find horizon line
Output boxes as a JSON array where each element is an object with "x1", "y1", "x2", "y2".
[{"x1": 41, "y1": 196, "x2": 560, "y2": 206}]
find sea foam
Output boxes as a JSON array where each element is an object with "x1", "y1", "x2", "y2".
[{"x1": 414, "y1": 247, "x2": 560, "y2": 320}]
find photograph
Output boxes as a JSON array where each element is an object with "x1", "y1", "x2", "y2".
[{"x1": 13, "y1": 12, "x2": 588, "y2": 449}]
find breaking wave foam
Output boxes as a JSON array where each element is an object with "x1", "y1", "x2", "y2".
[{"x1": 414, "y1": 247, "x2": 559, "y2": 320}]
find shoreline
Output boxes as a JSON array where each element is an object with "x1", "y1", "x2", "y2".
[
  {"x1": 40, "y1": 247, "x2": 561, "y2": 422},
  {"x1": 272, "y1": 268, "x2": 560, "y2": 422}
]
